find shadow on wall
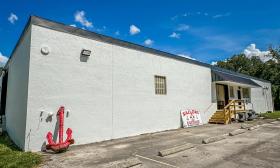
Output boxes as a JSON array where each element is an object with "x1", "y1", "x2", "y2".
[
  {"x1": 80, "y1": 55, "x2": 89, "y2": 62},
  {"x1": 180, "y1": 111, "x2": 183, "y2": 128},
  {"x1": 41, "y1": 114, "x2": 59, "y2": 151}
]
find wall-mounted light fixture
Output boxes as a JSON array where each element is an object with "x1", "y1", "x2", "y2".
[{"x1": 81, "y1": 49, "x2": 91, "y2": 57}]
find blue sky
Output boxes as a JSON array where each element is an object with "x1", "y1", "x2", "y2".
[{"x1": 1, "y1": 0, "x2": 280, "y2": 65}]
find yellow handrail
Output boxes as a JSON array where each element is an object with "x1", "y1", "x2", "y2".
[
  {"x1": 223, "y1": 99, "x2": 245, "y2": 124},
  {"x1": 224, "y1": 99, "x2": 235, "y2": 109}
]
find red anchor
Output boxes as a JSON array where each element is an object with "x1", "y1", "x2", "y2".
[{"x1": 46, "y1": 106, "x2": 74, "y2": 152}]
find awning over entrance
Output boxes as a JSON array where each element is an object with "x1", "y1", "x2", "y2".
[{"x1": 211, "y1": 70, "x2": 261, "y2": 87}]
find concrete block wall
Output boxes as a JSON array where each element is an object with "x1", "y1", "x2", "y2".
[
  {"x1": 23, "y1": 25, "x2": 215, "y2": 151},
  {"x1": 251, "y1": 79, "x2": 274, "y2": 113}
]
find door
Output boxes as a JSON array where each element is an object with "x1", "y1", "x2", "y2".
[
  {"x1": 0, "y1": 71, "x2": 8, "y2": 124},
  {"x1": 224, "y1": 85, "x2": 229, "y2": 105},
  {"x1": 216, "y1": 84, "x2": 229, "y2": 109},
  {"x1": 237, "y1": 90, "x2": 241, "y2": 100},
  {"x1": 237, "y1": 89, "x2": 242, "y2": 106}
]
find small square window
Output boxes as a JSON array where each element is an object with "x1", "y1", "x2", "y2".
[
  {"x1": 229, "y1": 86, "x2": 234, "y2": 98},
  {"x1": 154, "y1": 75, "x2": 166, "y2": 95}
]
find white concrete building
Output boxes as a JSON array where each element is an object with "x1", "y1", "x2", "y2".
[{"x1": 0, "y1": 16, "x2": 273, "y2": 151}]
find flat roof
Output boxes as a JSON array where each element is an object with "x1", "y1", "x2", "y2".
[{"x1": 5, "y1": 15, "x2": 270, "y2": 83}]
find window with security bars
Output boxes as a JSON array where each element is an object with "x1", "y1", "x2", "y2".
[
  {"x1": 242, "y1": 88, "x2": 250, "y2": 98},
  {"x1": 154, "y1": 75, "x2": 166, "y2": 95}
]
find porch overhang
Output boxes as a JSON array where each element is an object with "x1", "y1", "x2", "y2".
[{"x1": 211, "y1": 70, "x2": 261, "y2": 88}]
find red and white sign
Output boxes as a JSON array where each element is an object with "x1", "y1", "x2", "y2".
[{"x1": 181, "y1": 109, "x2": 202, "y2": 128}]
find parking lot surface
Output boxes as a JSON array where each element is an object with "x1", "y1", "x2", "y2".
[{"x1": 41, "y1": 119, "x2": 280, "y2": 168}]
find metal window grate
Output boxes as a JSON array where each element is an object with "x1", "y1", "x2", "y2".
[{"x1": 154, "y1": 75, "x2": 166, "y2": 95}]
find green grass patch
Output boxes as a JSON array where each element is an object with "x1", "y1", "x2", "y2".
[
  {"x1": 0, "y1": 133, "x2": 42, "y2": 168},
  {"x1": 259, "y1": 111, "x2": 280, "y2": 119}
]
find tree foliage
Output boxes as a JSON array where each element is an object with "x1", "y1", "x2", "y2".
[{"x1": 216, "y1": 47, "x2": 280, "y2": 110}]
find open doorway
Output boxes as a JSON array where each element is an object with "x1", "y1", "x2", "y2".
[
  {"x1": 237, "y1": 89, "x2": 242, "y2": 106},
  {"x1": 216, "y1": 84, "x2": 229, "y2": 109},
  {"x1": 0, "y1": 71, "x2": 8, "y2": 124},
  {"x1": 237, "y1": 89, "x2": 241, "y2": 100}
]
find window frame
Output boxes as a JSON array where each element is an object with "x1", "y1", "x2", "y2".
[
  {"x1": 242, "y1": 88, "x2": 250, "y2": 98},
  {"x1": 229, "y1": 86, "x2": 235, "y2": 98},
  {"x1": 154, "y1": 75, "x2": 167, "y2": 95}
]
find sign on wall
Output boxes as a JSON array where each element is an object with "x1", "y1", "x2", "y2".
[{"x1": 181, "y1": 109, "x2": 202, "y2": 128}]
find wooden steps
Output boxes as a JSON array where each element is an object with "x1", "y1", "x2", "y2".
[
  {"x1": 209, "y1": 110, "x2": 229, "y2": 124},
  {"x1": 209, "y1": 99, "x2": 246, "y2": 125}
]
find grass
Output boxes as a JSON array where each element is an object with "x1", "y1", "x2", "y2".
[
  {"x1": 259, "y1": 111, "x2": 280, "y2": 119},
  {"x1": 0, "y1": 133, "x2": 42, "y2": 168}
]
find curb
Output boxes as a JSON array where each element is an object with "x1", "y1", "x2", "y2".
[
  {"x1": 240, "y1": 124, "x2": 252, "y2": 129},
  {"x1": 202, "y1": 135, "x2": 226, "y2": 144},
  {"x1": 101, "y1": 157, "x2": 142, "y2": 168},
  {"x1": 248, "y1": 125, "x2": 260, "y2": 130},
  {"x1": 270, "y1": 121, "x2": 279, "y2": 124},
  {"x1": 158, "y1": 143, "x2": 195, "y2": 157},
  {"x1": 229, "y1": 129, "x2": 246, "y2": 136},
  {"x1": 261, "y1": 123, "x2": 273, "y2": 127}
]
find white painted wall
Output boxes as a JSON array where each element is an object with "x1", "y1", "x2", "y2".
[
  {"x1": 251, "y1": 79, "x2": 273, "y2": 113},
  {"x1": 24, "y1": 25, "x2": 215, "y2": 151},
  {"x1": 5, "y1": 27, "x2": 31, "y2": 149}
]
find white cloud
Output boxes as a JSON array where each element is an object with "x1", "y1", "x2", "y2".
[
  {"x1": 0, "y1": 52, "x2": 8, "y2": 67},
  {"x1": 8, "y1": 13, "x2": 18, "y2": 24},
  {"x1": 211, "y1": 61, "x2": 217, "y2": 65},
  {"x1": 129, "y1": 25, "x2": 140, "y2": 35},
  {"x1": 181, "y1": 12, "x2": 209, "y2": 17},
  {"x1": 144, "y1": 39, "x2": 153, "y2": 46},
  {"x1": 70, "y1": 24, "x2": 77, "y2": 27},
  {"x1": 169, "y1": 32, "x2": 180, "y2": 39},
  {"x1": 212, "y1": 12, "x2": 231, "y2": 19},
  {"x1": 178, "y1": 54, "x2": 196, "y2": 60},
  {"x1": 74, "y1": 10, "x2": 93, "y2": 28},
  {"x1": 243, "y1": 44, "x2": 272, "y2": 62},
  {"x1": 115, "y1": 31, "x2": 120, "y2": 36},
  {"x1": 95, "y1": 26, "x2": 106, "y2": 32},
  {"x1": 176, "y1": 24, "x2": 190, "y2": 31}
]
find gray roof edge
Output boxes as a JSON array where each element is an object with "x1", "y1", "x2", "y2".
[
  {"x1": 212, "y1": 69, "x2": 261, "y2": 87},
  {"x1": 211, "y1": 67, "x2": 270, "y2": 83},
  {"x1": 5, "y1": 15, "x2": 271, "y2": 84}
]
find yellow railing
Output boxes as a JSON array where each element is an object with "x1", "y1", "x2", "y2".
[{"x1": 223, "y1": 99, "x2": 245, "y2": 124}]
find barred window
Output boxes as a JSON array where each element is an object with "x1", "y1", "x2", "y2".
[
  {"x1": 154, "y1": 75, "x2": 166, "y2": 95},
  {"x1": 242, "y1": 88, "x2": 250, "y2": 98}
]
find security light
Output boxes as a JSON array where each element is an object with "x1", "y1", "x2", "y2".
[{"x1": 81, "y1": 49, "x2": 91, "y2": 57}]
